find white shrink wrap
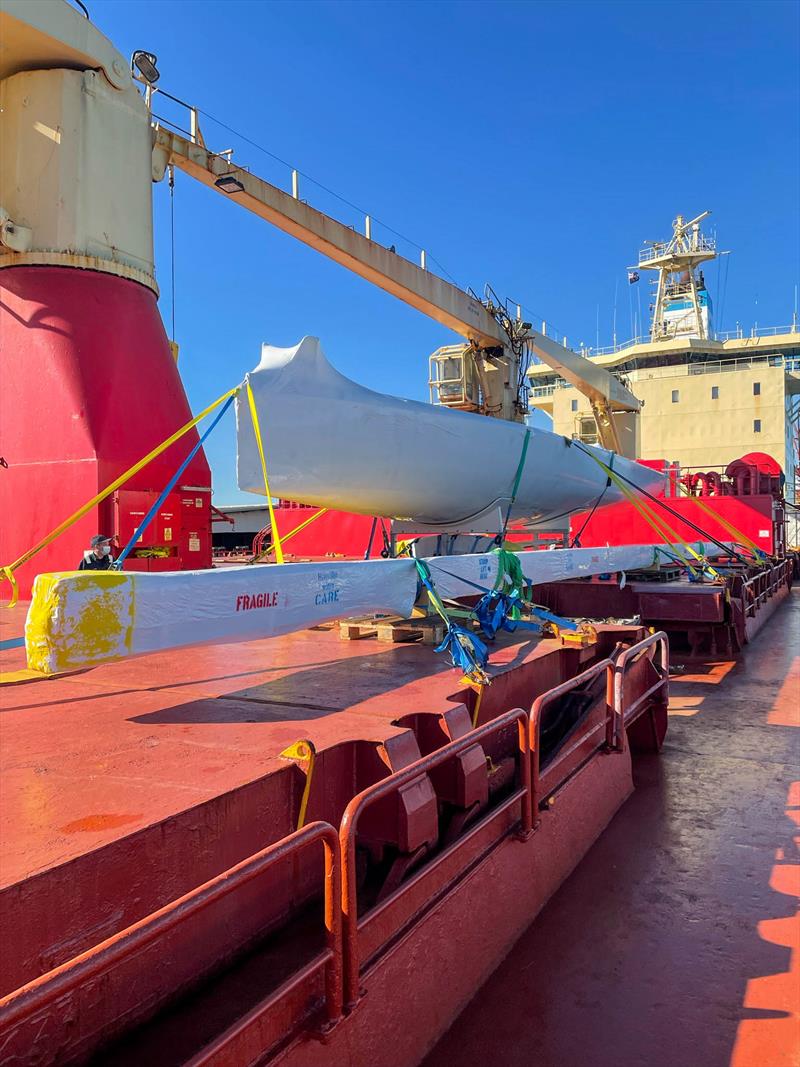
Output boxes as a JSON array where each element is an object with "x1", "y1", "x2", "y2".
[
  {"x1": 236, "y1": 337, "x2": 664, "y2": 530},
  {"x1": 424, "y1": 543, "x2": 729, "y2": 599},
  {"x1": 25, "y1": 559, "x2": 417, "y2": 675}
]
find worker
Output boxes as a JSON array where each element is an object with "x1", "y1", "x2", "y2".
[{"x1": 79, "y1": 534, "x2": 115, "y2": 571}]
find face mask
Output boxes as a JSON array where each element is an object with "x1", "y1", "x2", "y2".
[{"x1": 101, "y1": 545, "x2": 111, "y2": 556}]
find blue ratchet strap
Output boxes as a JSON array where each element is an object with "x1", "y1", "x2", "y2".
[
  {"x1": 474, "y1": 589, "x2": 542, "y2": 640},
  {"x1": 414, "y1": 559, "x2": 489, "y2": 681},
  {"x1": 113, "y1": 393, "x2": 236, "y2": 570},
  {"x1": 425, "y1": 555, "x2": 585, "y2": 640},
  {"x1": 479, "y1": 547, "x2": 537, "y2": 636},
  {"x1": 425, "y1": 555, "x2": 540, "y2": 641},
  {"x1": 434, "y1": 625, "x2": 490, "y2": 680},
  {"x1": 527, "y1": 604, "x2": 589, "y2": 634}
]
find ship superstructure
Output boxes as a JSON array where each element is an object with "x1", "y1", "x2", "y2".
[{"x1": 528, "y1": 214, "x2": 800, "y2": 506}]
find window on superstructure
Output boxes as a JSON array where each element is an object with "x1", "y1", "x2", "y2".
[
  {"x1": 571, "y1": 399, "x2": 578, "y2": 411},
  {"x1": 711, "y1": 386, "x2": 719, "y2": 399},
  {"x1": 671, "y1": 390, "x2": 680, "y2": 403},
  {"x1": 753, "y1": 382, "x2": 761, "y2": 396},
  {"x1": 754, "y1": 419, "x2": 761, "y2": 433}
]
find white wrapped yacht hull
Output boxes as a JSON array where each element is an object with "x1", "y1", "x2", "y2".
[{"x1": 237, "y1": 337, "x2": 662, "y2": 529}]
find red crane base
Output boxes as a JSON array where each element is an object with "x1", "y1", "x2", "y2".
[{"x1": 0, "y1": 266, "x2": 211, "y2": 599}]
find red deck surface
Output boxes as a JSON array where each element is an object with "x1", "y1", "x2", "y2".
[
  {"x1": 0, "y1": 604, "x2": 596, "y2": 890},
  {"x1": 2, "y1": 593, "x2": 797, "y2": 1067},
  {"x1": 423, "y1": 588, "x2": 800, "y2": 1067}
]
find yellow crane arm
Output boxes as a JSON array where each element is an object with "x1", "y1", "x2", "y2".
[
  {"x1": 153, "y1": 126, "x2": 502, "y2": 349},
  {"x1": 154, "y1": 124, "x2": 640, "y2": 443}
]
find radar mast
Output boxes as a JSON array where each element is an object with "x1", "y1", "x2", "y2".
[{"x1": 635, "y1": 212, "x2": 720, "y2": 341}]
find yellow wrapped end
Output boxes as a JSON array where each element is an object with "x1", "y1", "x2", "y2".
[{"x1": 25, "y1": 571, "x2": 134, "y2": 675}]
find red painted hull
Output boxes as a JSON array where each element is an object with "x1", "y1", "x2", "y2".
[
  {"x1": 0, "y1": 266, "x2": 211, "y2": 598},
  {"x1": 570, "y1": 458, "x2": 782, "y2": 555}
]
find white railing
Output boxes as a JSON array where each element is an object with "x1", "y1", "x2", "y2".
[
  {"x1": 528, "y1": 352, "x2": 800, "y2": 402},
  {"x1": 637, "y1": 235, "x2": 716, "y2": 265},
  {"x1": 715, "y1": 324, "x2": 798, "y2": 341},
  {"x1": 632, "y1": 354, "x2": 800, "y2": 381},
  {"x1": 589, "y1": 335, "x2": 649, "y2": 357},
  {"x1": 549, "y1": 322, "x2": 800, "y2": 363}
]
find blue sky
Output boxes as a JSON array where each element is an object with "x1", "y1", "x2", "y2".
[{"x1": 90, "y1": 0, "x2": 800, "y2": 503}]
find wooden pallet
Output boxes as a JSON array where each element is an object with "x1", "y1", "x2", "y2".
[
  {"x1": 339, "y1": 614, "x2": 446, "y2": 645},
  {"x1": 627, "y1": 565, "x2": 682, "y2": 583}
]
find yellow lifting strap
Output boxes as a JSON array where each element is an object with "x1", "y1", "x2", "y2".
[
  {"x1": 628, "y1": 487, "x2": 719, "y2": 579},
  {"x1": 680, "y1": 489, "x2": 770, "y2": 560},
  {"x1": 464, "y1": 679, "x2": 487, "y2": 729},
  {"x1": 634, "y1": 497, "x2": 707, "y2": 576},
  {"x1": 589, "y1": 457, "x2": 697, "y2": 573},
  {"x1": 245, "y1": 378, "x2": 284, "y2": 565},
  {"x1": 0, "y1": 385, "x2": 241, "y2": 609},
  {"x1": 280, "y1": 739, "x2": 317, "y2": 830},
  {"x1": 283, "y1": 506, "x2": 328, "y2": 544},
  {"x1": 580, "y1": 450, "x2": 721, "y2": 579},
  {"x1": 250, "y1": 506, "x2": 328, "y2": 564},
  {"x1": 625, "y1": 489, "x2": 722, "y2": 578}
]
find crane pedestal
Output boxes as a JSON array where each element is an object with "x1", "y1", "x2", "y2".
[{"x1": 0, "y1": 266, "x2": 211, "y2": 598}]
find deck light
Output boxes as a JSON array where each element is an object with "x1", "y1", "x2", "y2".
[
  {"x1": 131, "y1": 50, "x2": 160, "y2": 85},
  {"x1": 215, "y1": 174, "x2": 245, "y2": 195}
]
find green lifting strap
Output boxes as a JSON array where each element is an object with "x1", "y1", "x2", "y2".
[{"x1": 499, "y1": 428, "x2": 531, "y2": 544}]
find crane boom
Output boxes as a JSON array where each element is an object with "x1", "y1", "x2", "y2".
[
  {"x1": 0, "y1": 0, "x2": 641, "y2": 450},
  {"x1": 153, "y1": 128, "x2": 502, "y2": 348},
  {"x1": 154, "y1": 123, "x2": 640, "y2": 445}
]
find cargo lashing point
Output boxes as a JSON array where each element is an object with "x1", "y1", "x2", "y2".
[{"x1": 280, "y1": 739, "x2": 317, "y2": 831}]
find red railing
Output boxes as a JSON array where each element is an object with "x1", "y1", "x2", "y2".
[
  {"x1": 612, "y1": 632, "x2": 669, "y2": 748},
  {"x1": 0, "y1": 821, "x2": 343, "y2": 1041},
  {"x1": 339, "y1": 707, "x2": 531, "y2": 1008},
  {"x1": 1, "y1": 633, "x2": 677, "y2": 1054},
  {"x1": 529, "y1": 659, "x2": 615, "y2": 816},
  {"x1": 743, "y1": 560, "x2": 791, "y2": 618}
]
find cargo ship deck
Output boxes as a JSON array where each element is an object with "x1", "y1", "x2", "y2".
[
  {"x1": 0, "y1": 604, "x2": 625, "y2": 889},
  {"x1": 1, "y1": 587, "x2": 797, "y2": 1066},
  {"x1": 425, "y1": 587, "x2": 800, "y2": 1067}
]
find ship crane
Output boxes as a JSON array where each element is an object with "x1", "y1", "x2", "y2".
[
  {"x1": 0, "y1": 0, "x2": 640, "y2": 458},
  {"x1": 150, "y1": 109, "x2": 640, "y2": 456}
]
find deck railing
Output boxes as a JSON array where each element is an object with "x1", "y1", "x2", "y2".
[
  {"x1": 339, "y1": 706, "x2": 532, "y2": 1007},
  {"x1": 529, "y1": 660, "x2": 615, "y2": 815},
  {"x1": 530, "y1": 351, "x2": 800, "y2": 398},
  {"x1": 612, "y1": 632, "x2": 669, "y2": 749},
  {"x1": 0, "y1": 822, "x2": 344, "y2": 1046},
  {"x1": 743, "y1": 561, "x2": 792, "y2": 618},
  {"x1": 528, "y1": 323, "x2": 800, "y2": 369},
  {"x1": 1, "y1": 635, "x2": 673, "y2": 1057}
]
